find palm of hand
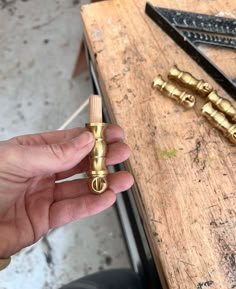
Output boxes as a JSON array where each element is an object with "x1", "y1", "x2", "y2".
[
  {"x1": 0, "y1": 173, "x2": 56, "y2": 257},
  {"x1": 0, "y1": 125, "x2": 133, "y2": 258}
]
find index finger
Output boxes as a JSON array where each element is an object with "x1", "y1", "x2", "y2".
[{"x1": 8, "y1": 124, "x2": 124, "y2": 146}]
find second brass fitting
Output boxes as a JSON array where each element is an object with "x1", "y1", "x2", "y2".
[
  {"x1": 86, "y1": 123, "x2": 108, "y2": 194},
  {"x1": 207, "y1": 90, "x2": 236, "y2": 123},
  {"x1": 152, "y1": 75, "x2": 196, "y2": 108},
  {"x1": 201, "y1": 102, "x2": 236, "y2": 144},
  {"x1": 168, "y1": 65, "x2": 213, "y2": 97}
]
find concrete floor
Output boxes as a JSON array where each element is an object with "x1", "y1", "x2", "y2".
[{"x1": 0, "y1": 1, "x2": 130, "y2": 288}]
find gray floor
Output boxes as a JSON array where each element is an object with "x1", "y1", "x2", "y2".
[{"x1": 0, "y1": 1, "x2": 130, "y2": 288}]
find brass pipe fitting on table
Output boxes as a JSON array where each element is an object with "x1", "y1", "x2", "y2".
[
  {"x1": 168, "y1": 65, "x2": 236, "y2": 121},
  {"x1": 202, "y1": 102, "x2": 236, "y2": 144},
  {"x1": 168, "y1": 65, "x2": 213, "y2": 97},
  {"x1": 207, "y1": 90, "x2": 236, "y2": 123},
  {"x1": 152, "y1": 75, "x2": 196, "y2": 108},
  {"x1": 86, "y1": 122, "x2": 108, "y2": 194},
  {"x1": 86, "y1": 95, "x2": 108, "y2": 194}
]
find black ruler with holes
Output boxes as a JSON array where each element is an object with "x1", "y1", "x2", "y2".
[
  {"x1": 182, "y1": 31, "x2": 235, "y2": 49},
  {"x1": 145, "y1": 3, "x2": 236, "y2": 100},
  {"x1": 157, "y1": 7, "x2": 236, "y2": 49},
  {"x1": 158, "y1": 8, "x2": 236, "y2": 36}
]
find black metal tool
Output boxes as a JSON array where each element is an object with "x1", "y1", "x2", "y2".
[
  {"x1": 157, "y1": 7, "x2": 236, "y2": 49},
  {"x1": 181, "y1": 31, "x2": 235, "y2": 49},
  {"x1": 145, "y1": 3, "x2": 236, "y2": 100}
]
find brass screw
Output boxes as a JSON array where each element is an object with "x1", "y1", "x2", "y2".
[{"x1": 89, "y1": 177, "x2": 108, "y2": 194}]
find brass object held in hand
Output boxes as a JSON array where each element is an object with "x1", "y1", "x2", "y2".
[
  {"x1": 168, "y1": 65, "x2": 213, "y2": 97},
  {"x1": 201, "y1": 102, "x2": 236, "y2": 144},
  {"x1": 86, "y1": 123, "x2": 108, "y2": 194},
  {"x1": 152, "y1": 75, "x2": 196, "y2": 108},
  {"x1": 86, "y1": 95, "x2": 108, "y2": 194},
  {"x1": 207, "y1": 90, "x2": 236, "y2": 123}
]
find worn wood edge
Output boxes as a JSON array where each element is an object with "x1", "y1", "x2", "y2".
[{"x1": 125, "y1": 163, "x2": 170, "y2": 289}]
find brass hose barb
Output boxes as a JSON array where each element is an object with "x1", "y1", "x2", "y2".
[
  {"x1": 168, "y1": 65, "x2": 213, "y2": 97},
  {"x1": 86, "y1": 95, "x2": 108, "y2": 194},
  {"x1": 201, "y1": 102, "x2": 236, "y2": 144},
  {"x1": 152, "y1": 75, "x2": 196, "y2": 108}
]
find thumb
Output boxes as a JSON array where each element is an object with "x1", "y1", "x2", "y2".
[{"x1": 18, "y1": 131, "x2": 95, "y2": 176}]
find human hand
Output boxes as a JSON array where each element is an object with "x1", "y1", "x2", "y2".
[{"x1": 0, "y1": 125, "x2": 133, "y2": 258}]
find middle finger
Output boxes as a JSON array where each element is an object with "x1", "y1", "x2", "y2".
[
  {"x1": 54, "y1": 171, "x2": 134, "y2": 201},
  {"x1": 56, "y1": 142, "x2": 130, "y2": 180}
]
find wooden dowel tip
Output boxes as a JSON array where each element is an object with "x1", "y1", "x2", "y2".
[{"x1": 89, "y1": 95, "x2": 102, "y2": 123}]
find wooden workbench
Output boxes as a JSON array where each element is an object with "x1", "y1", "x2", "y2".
[{"x1": 81, "y1": 1, "x2": 236, "y2": 289}]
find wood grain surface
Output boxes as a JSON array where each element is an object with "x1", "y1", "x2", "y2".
[{"x1": 81, "y1": 1, "x2": 236, "y2": 288}]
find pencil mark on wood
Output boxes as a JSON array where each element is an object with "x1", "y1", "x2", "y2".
[
  {"x1": 151, "y1": 218, "x2": 162, "y2": 224},
  {"x1": 139, "y1": 96, "x2": 155, "y2": 104},
  {"x1": 189, "y1": 139, "x2": 201, "y2": 163},
  {"x1": 133, "y1": 144, "x2": 140, "y2": 151},
  {"x1": 216, "y1": 234, "x2": 236, "y2": 287},
  {"x1": 109, "y1": 73, "x2": 122, "y2": 89},
  {"x1": 189, "y1": 139, "x2": 206, "y2": 171},
  {"x1": 116, "y1": 94, "x2": 131, "y2": 104},
  {"x1": 146, "y1": 174, "x2": 156, "y2": 184},
  {"x1": 184, "y1": 268, "x2": 196, "y2": 287},
  {"x1": 123, "y1": 44, "x2": 146, "y2": 66},
  {"x1": 196, "y1": 280, "x2": 214, "y2": 289},
  {"x1": 206, "y1": 204, "x2": 218, "y2": 210},
  {"x1": 127, "y1": 88, "x2": 136, "y2": 98},
  {"x1": 184, "y1": 129, "x2": 195, "y2": 140},
  {"x1": 96, "y1": 49, "x2": 103, "y2": 54},
  {"x1": 179, "y1": 260, "x2": 195, "y2": 267},
  {"x1": 210, "y1": 219, "x2": 230, "y2": 228},
  {"x1": 94, "y1": 48, "x2": 104, "y2": 60},
  {"x1": 110, "y1": 74, "x2": 121, "y2": 81}
]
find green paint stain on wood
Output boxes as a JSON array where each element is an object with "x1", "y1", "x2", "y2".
[{"x1": 160, "y1": 148, "x2": 177, "y2": 159}]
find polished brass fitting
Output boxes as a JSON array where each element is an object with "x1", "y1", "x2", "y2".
[
  {"x1": 168, "y1": 65, "x2": 213, "y2": 97},
  {"x1": 201, "y1": 102, "x2": 236, "y2": 144},
  {"x1": 207, "y1": 90, "x2": 236, "y2": 123},
  {"x1": 152, "y1": 75, "x2": 196, "y2": 108},
  {"x1": 86, "y1": 123, "x2": 108, "y2": 194}
]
